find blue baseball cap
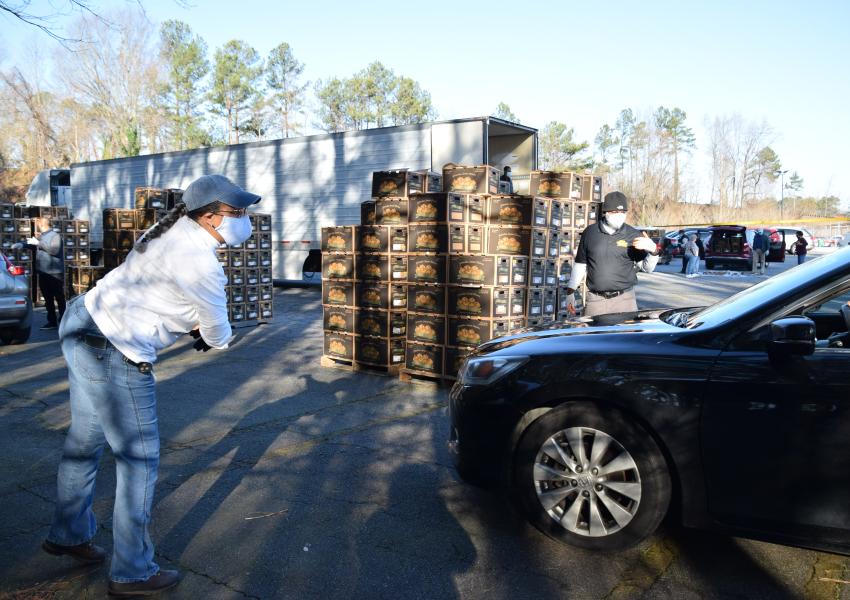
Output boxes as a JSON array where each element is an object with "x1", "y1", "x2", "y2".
[{"x1": 182, "y1": 174, "x2": 261, "y2": 211}]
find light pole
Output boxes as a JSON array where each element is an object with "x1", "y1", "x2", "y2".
[{"x1": 776, "y1": 170, "x2": 788, "y2": 220}]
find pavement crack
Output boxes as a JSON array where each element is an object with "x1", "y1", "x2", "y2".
[
  {"x1": 804, "y1": 552, "x2": 849, "y2": 600},
  {"x1": 155, "y1": 550, "x2": 260, "y2": 599},
  {"x1": 602, "y1": 536, "x2": 679, "y2": 600}
]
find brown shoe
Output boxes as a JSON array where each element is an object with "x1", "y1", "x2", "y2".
[
  {"x1": 107, "y1": 569, "x2": 181, "y2": 597},
  {"x1": 42, "y1": 539, "x2": 107, "y2": 564}
]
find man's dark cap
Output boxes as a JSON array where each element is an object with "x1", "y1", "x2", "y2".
[
  {"x1": 182, "y1": 175, "x2": 261, "y2": 211},
  {"x1": 602, "y1": 191, "x2": 628, "y2": 212}
]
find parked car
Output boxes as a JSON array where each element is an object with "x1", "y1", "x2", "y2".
[
  {"x1": 449, "y1": 246, "x2": 850, "y2": 553},
  {"x1": 764, "y1": 227, "x2": 786, "y2": 262},
  {"x1": 0, "y1": 251, "x2": 32, "y2": 344},
  {"x1": 772, "y1": 227, "x2": 816, "y2": 249},
  {"x1": 663, "y1": 228, "x2": 712, "y2": 258},
  {"x1": 704, "y1": 225, "x2": 755, "y2": 270}
]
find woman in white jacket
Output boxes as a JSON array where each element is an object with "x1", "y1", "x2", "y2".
[{"x1": 42, "y1": 175, "x2": 261, "y2": 597}]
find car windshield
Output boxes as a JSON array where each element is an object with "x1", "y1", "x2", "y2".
[{"x1": 662, "y1": 248, "x2": 850, "y2": 329}]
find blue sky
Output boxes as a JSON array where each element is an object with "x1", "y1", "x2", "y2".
[{"x1": 3, "y1": 0, "x2": 849, "y2": 203}]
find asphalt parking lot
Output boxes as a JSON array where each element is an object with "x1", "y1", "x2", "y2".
[{"x1": 1, "y1": 248, "x2": 847, "y2": 599}]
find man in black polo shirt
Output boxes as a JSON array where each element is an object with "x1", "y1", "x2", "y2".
[{"x1": 565, "y1": 191, "x2": 659, "y2": 317}]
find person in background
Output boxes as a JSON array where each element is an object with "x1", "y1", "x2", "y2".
[
  {"x1": 792, "y1": 230, "x2": 808, "y2": 264},
  {"x1": 28, "y1": 217, "x2": 66, "y2": 330},
  {"x1": 678, "y1": 229, "x2": 689, "y2": 274},
  {"x1": 695, "y1": 232, "x2": 705, "y2": 261},
  {"x1": 500, "y1": 165, "x2": 513, "y2": 194},
  {"x1": 752, "y1": 228, "x2": 770, "y2": 275},
  {"x1": 565, "y1": 191, "x2": 659, "y2": 317},
  {"x1": 42, "y1": 174, "x2": 261, "y2": 597},
  {"x1": 684, "y1": 234, "x2": 700, "y2": 278}
]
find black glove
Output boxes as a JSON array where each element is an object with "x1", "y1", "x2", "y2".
[
  {"x1": 193, "y1": 337, "x2": 213, "y2": 352},
  {"x1": 189, "y1": 329, "x2": 201, "y2": 339}
]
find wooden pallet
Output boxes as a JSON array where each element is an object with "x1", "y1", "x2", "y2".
[
  {"x1": 320, "y1": 355, "x2": 401, "y2": 376},
  {"x1": 399, "y1": 368, "x2": 455, "y2": 387},
  {"x1": 232, "y1": 318, "x2": 273, "y2": 329}
]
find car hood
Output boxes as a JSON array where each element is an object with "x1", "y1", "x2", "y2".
[{"x1": 476, "y1": 307, "x2": 689, "y2": 354}]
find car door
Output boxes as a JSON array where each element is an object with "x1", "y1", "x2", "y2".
[{"x1": 701, "y1": 287, "x2": 850, "y2": 544}]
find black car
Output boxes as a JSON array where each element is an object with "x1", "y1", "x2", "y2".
[{"x1": 449, "y1": 246, "x2": 850, "y2": 553}]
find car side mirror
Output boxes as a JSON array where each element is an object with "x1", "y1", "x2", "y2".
[{"x1": 768, "y1": 317, "x2": 815, "y2": 356}]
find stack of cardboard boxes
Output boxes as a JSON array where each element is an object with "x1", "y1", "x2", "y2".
[
  {"x1": 216, "y1": 213, "x2": 275, "y2": 325},
  {"x1": 321, "y1": 167, "x2": 602, "y2": 381}
]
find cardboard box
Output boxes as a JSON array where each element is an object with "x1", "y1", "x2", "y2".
[
  {"x1": 215, "y1": 249, "x2": 229, "y2": 267},
  {"x1": 322, "y1": 254, "x2": 355, "y2": 279},
  {"x1": 245, "y1": 251, "x2": 259, "y2": 268},
  {"x1": 355, "y1": 309, "x2": 407, "y2": 337},
  {"x1": 245, "y1": 234, "x2": 258, "y2": 250},
  {"x1": 245, "y1": 302, "x2": 259, "y2": 321},
  {"x1": 322, "y1": 280, "x2": 354, "y2": 306},
  {"x1": 445, "y1": 346, "x2": 475, "y2": 378},
  {"x1": 408, "y1": 224, "x2": 449, "y2": 253},
  {"x1": 260, "y1": 301, "x2": 273, "y2": 320},
  {"x1": 248, "y1": 268, "x2": 263, "y2": 286},
  {"x1": 487, "y1": 195, "x2": 538, "y2": 226},
  {"x1": 134, "y1": 187, "x2": 167, "y2": 209},
  {"x1": 355, "y1": 254, "x2": 389, "y2": 281},
  {"x1": 390, "y1": 255, "x2": 409, "y2": 281},
  {"x1": 529, "y1": 259, "x2": 545, "y2": 286},
  {"x1": 324, "y1": 331, "x2": 354, "y2": 360},
  {"x1": 407, "y1": 284, "x2": 446, "y2": 314},
  {"x1": 321, "y1": 226, "x2": 355, "y2": 253},
  {"x1": 250, "y1": 213, "x2": 272, "y2": 232},
  {"x1": 443, "y1": 165, "x2": 500, "y2": 194},
  {"x1": 408, "y1": 193, "x2": 448, "y2": 223},
  {"x1": 405, "y1": 342, "x2": 444, "y2": 375},
  {"x1": 529, "y1": 171, "x2": 573, "y2": 198},
  {"x1": 259, "y1": 250, "x2": 272, "y2": 267},
  {"x1": 418, "y1": 170, "x2": 443, "y2": 193},
  {"x1": 557, "y1": 259, "x2": 572, "y2": 285},
  {"x1": 355, "y1": 226, "x2": 388, "y2": 253},
  {"x1": 356, "y1": 336, "x2": 406, "y2": 366},
  {"x1": 447, "y1": 317, "x2": 494, "y2": 347},
  {"x1": 245, "y1": 285, "x2": 259, "y2": 303},
  {"x1": 589, "y1": 202, "x2": 601, "y2": 224},
  {"x1": 449, "y1": 255, "x2": 494, "y2": 285},
  {"x1": 548, "y1": 200, "x2": 564, "y2": 229},
  {"x1": 543, "y1": 288, "x2": 557, "y2": 317},
  {"x1": 592, "y1": 176, "x2": 603, "y2": 202},
  {"x1": 229, "y1": 303, "x2": 246, "y2": 323},
  {"x1": 569, "y1": 174, "x2": 584, "y2": 200},
  {"x1": 544, "y1": 259, "x2": 558, "y2": 287},
  {"x1": 361, "y1": 200, "x2": 376, "y2": 225},
  {"x1": 547, "y1": 230, "x2": 561, "y2": 259},
  {"x1": 447, "y1": 286, "x2": 525, "y2": 318},
  {"x1": 448, "y1": 224, "x2": 485, "y2": 254},
  {"x1": 259, "y1": 284, "x2": 273, "y2": 301},
  {"x1": 323, "y1": 306, "x2": 355, "y2": 333},
  {"x1": 372, "y1": 169, "x2": 428, "y2": 197},
  {"x1": 573, "y1": 204, "x2": 589, "y2": 230},
  {"x1": 527, "y1": 287, "x2": 544, "y2": 318},
  {"x1": 376, "y1": 198, "x2": 409, "y2": 225},
  {"x1": 230, "y1": 251, "x2": 245, "y2": 268},
  {"x1": 407, "y1": 313, "x2": 447, "y2": 345},
  {"x1": 486, "y1": 227, "x2": 528, "y2": 256},
  {"x1": 355, "y1": 281, "x2": 389, "y2": 309},
  {"x1": 408, "y1": 254, "x2": 447, "y2": 284},
  {"x1": 135, "y1": 209, "x2": 156, "y2": 230},
  {"x1": 559, "y1": 229, "x2": 574, "y2": 256},
  {"x1": 227, "y1": 285, "x2": 245, "y2": 304}
]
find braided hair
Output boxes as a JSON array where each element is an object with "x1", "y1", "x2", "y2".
[{"x1": 134, "y1": 201, "x2": 225, "y2": 252}]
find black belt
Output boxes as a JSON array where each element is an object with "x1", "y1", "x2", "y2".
[
  {"x1": 589, "y1": 288, "x2": 632, "y2": 299},
  {"x1": 82, "y1": 333, "x2": 153, "y2": 374}
]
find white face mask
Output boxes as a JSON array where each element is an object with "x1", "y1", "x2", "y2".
[
  {"x1": 604, "y1": 212, "x2": 627, "y2": 230},
  {"x1": 215, "y1": 215, "x2": 252, "y2": 246}
]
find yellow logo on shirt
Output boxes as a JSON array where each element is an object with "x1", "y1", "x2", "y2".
[{"x1": 616, "y1": 240, "x2": 628, "y2": 248}]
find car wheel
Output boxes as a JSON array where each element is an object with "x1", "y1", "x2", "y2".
[
  {"x1": 514, "y1": 402, "x2": 671, "y2": 551},
  {"x1": 0, "y1": 326, "x2": 31, "y2": 345}
]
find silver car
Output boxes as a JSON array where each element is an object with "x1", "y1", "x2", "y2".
[{"x1": 0, "y1": 251, "x2": 32, "y2": 344}]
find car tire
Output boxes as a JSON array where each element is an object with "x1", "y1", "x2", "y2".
[
  {"x1": 0, "y1": 325, "x2": 31, "y2": 345},
  {"x1": 513, "y1": 401, "x2": 671, "y2": 551}
]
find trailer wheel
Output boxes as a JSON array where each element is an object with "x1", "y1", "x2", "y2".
[{"x1": 303, "y1": 250, "x2": 321, "y2": 281}]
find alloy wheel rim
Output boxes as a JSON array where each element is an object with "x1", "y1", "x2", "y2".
[{"x1": 533, "y1": 426, "x2": 642, "y2": 537}]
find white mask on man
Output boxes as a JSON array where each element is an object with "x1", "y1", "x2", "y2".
[
  {"x1": 604, "y1": 212, "x2": 627, "y2": 230},
  {"x1": 215, "y1": 215, "x2": 252, "y2": 246}
]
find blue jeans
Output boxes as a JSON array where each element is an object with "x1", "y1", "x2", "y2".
[
  {"x1": 797, "y1": 254, "x2": 807, "y2": 265},
  {"x1": 47, "y1": 295, "x2": 160, "y2": 582},
  {"x1": 686, "y1": 254, "x2": 700, "y2": 275}
]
